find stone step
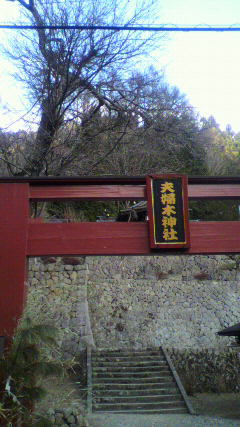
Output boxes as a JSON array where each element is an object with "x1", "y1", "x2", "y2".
[
  {"x1": 92, "y1": 355, "x2": 166, "y2": 362},
  {"x1": 93, "y1": 365, "x2": 169, "y2": 373},
  {"x1": 93, "y1": 351, "x2": 161, "y2": 357},
  {"x1": 90, "y1": 347, "x2": 192, "y2": 416},
  {"x1": 92, "y1": 360, "x2": 166, "y2": 367},
  {"x1": 93, "y1": 370, "x2": 170, "y2": 379},
  {"x1": 93, "y1": 380, "x2": 175, "y2": 389},
  {"x1": 93, "y1": 400, "x2": 186, "y2": 411},
  {"x1": 95, "y1": 394, "x2": 182, "y2": 404},
  {"x1": 93, "y1": 408, "x2": 188, "y2": 414},
  {"x1": 93, "y1": 387, "x2": 179, "y2": 396},
  {"x1": 93, "y1": 376, "x2": 173, "y2": 384}
]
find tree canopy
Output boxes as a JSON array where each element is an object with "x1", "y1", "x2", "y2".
[
  {"x1": 1, "y1": 0, "x2": 164, "y2": 176},
  {"x1": 1, "y1": 0, "x2": 239, "y2": 182}
]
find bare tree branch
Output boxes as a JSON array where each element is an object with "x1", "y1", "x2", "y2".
[{"x1": 3, "y1": 0, "x2": 162, "y2": 176}]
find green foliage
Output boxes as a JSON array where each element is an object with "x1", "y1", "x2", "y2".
[
  {"x1": 189, "y1": 200, "x2": 239, "y2": 221},
  {"x1": 0, "y1": 317, "x2": 63, "y2": 425},
  {"x1": 200, "y1": 118, "x2": 240, "y2": 176},
  {"x1": 31, "y1": 415, "x2": 54, "y2": 426},
  {"x1": 39, "y1": 200, "x2": 119, "y2": 222}
]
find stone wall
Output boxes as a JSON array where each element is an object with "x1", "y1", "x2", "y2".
[
  {"x1": 27, "y1": 254, "x2": 240, "y2": 354},
  {"x1": 27, "y1": 256, "x2": 94, "y2": 357}
]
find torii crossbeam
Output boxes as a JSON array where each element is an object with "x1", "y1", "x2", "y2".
[{"x1": 1, "y1": 175, "x2": 240, "y2": 340}]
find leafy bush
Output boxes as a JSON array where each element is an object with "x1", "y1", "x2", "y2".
[{"x1": 0, "y1": 318, "x2": 63, "y2": 426}]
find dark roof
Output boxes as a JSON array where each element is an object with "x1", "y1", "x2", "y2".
[
  {"x1": 120, "y1": 201, "x2": 147, "y2": 214},
  {"x1": 217, "y1": 323, "x2": 240, "y2": 336}
]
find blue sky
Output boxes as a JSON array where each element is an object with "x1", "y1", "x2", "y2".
[
  {"x1": 1, "y1": 0, "x2": 240, "y2": 131},
  {"x1": 158, "y1": 0, "x2": 240, "y2": 132}
]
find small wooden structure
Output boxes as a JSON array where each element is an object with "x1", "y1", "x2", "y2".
[{"x1": 1, "y1": 175, "x2": 240, "y2": 341}]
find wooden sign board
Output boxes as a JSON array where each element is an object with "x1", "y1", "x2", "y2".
[{"x1": 146, "y1": 174, "x2": 190, "y2": 249}]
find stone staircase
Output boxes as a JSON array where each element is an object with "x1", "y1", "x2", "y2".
[{"x1": 88, "y1": 347, "x2": 194, "y2": 414}]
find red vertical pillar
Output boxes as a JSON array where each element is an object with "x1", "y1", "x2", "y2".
[{"x1": 0, "y1": 183, "x2": 29, "y2": 340}]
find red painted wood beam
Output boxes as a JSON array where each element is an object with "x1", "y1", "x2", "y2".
[
  {"x1": 30, "y1": 185, "x2": 146, "y2": 201},
  {"x1": 27, "y1": 223, "x2": 150, "y2": 256},
  {"x1": 27, "y1": 221, "x2": 240, "y2": 256},
  {"x1": 189, "y1": 221, "x2": 240, "y2": 253},
  {"x1": 29, "y1": 183, "x2": 240, "y2": 201},
  {"x1": 0, "y1": 184, "x2": 29, "y2": 339},
  {"x1": 188, "y1": 184, "x2": 240, "y2": 199}
]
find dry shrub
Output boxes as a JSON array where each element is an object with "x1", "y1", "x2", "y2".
[
  {"x1": 193, "y1": 272, "x2": 211, "y2": 280},
  {"x1": 168, "y1": 348, "x2": 240, "y2": 394},
  {"x1": 41, "y1": 257, "x2": 57, "y2": 264},
  {"x1": 62, "y1": 257, "x2": 85, "y2": 265},
  {"x1": 156, "y1": 272, "x2": 169, "y2": 280}
]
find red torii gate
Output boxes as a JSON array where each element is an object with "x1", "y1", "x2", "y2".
[{"x1": 1, "y1": 175, "x2": 240, "y2": 341}]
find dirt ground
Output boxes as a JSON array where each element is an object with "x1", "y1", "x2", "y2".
[
  {"x1": 190, "y1": 393, "x2": 240, "y2": 419},
  {"x1": 87, "y1": 392, "x2": 240, "y2": 427},
  {"x1": 35, "y1": 374, "x2": 86, "y2": 415},
  {"x1": 88, "y1": 413, "x2": 240, "y2": 427}
]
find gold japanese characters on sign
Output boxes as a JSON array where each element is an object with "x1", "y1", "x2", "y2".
[
  {"x1": 146, "y1": 174, "x2": 190, "y2": 249},
  {"x1": 161, "y1": 181, "x2": 178, "y2": 241}
]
